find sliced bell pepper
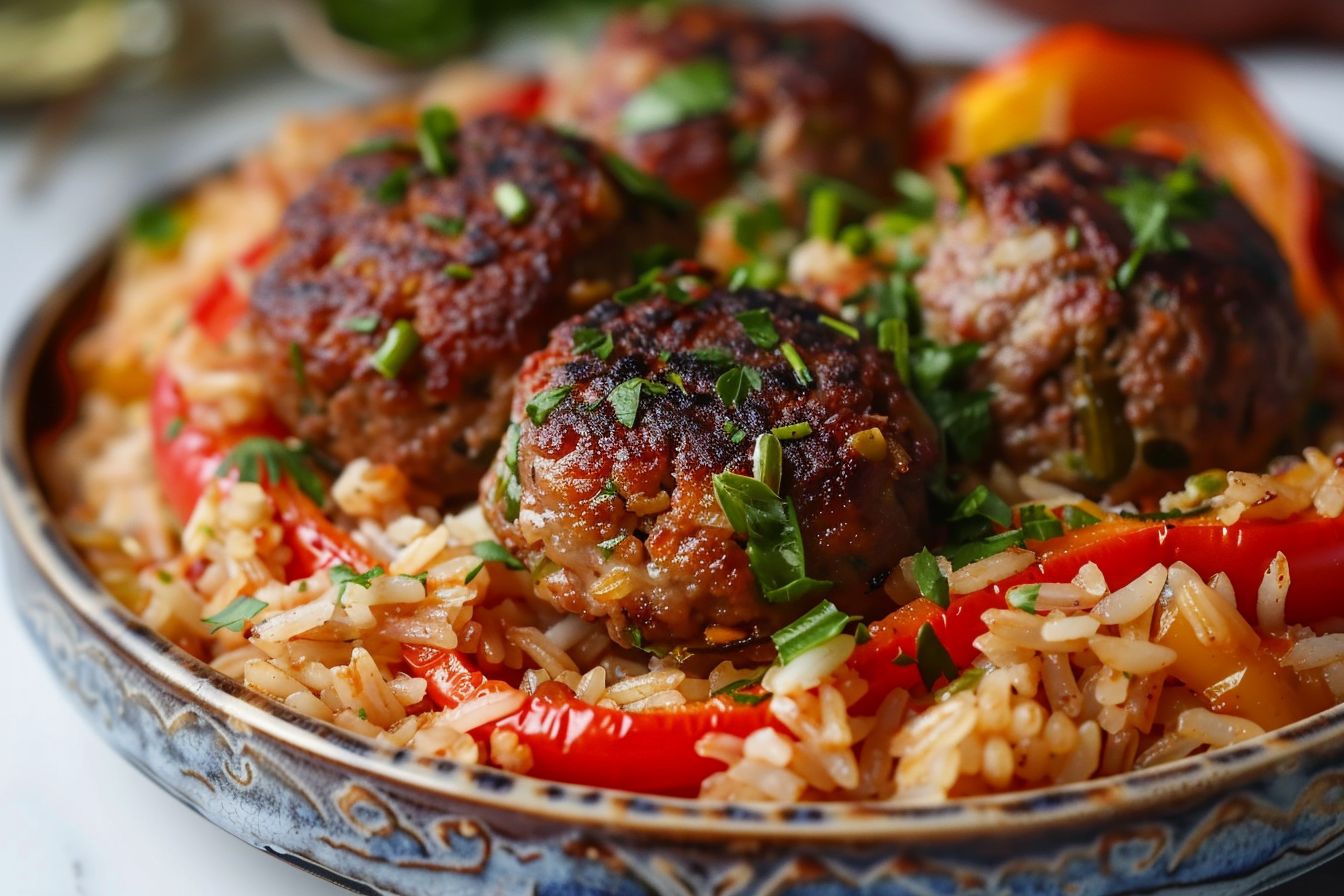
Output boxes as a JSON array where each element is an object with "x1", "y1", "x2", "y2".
[
  {"x1": 919, "y1": 23, "x2": 1333, "y2": 322},
  {"x1": 850, "y1": 512, "x2": 1344, "y2": 717},
  {"x1": 403, "y1": 645, "x2": 774, "y2": 797}
]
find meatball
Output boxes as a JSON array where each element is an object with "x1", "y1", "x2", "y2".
[
  {"x1": 547, "y1": 4, "x2": 914, "y2": 212},
  {"x1": 250, "y1": 114, "x2": 698, "y2": 502},
  {"x1": 914, "y1": 141, "x2": 1310, "y2": 499},
  {"x1": 480, "y1": 270, "x2": 939, "y2": 650}
]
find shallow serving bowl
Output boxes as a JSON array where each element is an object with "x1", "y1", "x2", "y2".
[{"x1": 4, "y1": 168, "x2": 1344, "y2": 896}]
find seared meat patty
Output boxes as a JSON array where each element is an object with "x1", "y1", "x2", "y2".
[
  {"x1": 915, "y1": 141, "x2": 1310, "y2": 499},
  {"x1": 547, "y1": 3, "x2": 914, "y2": 212},
  {"x1": 481, "y1": 270, "x2": 939, "y2": 649},
  {"x1": 250, "y1": 114, "x2": 697, "y2": 502}
]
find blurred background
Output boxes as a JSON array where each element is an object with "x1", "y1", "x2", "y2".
[{"x1": 1, "y1": 1, "x2": 1343, "y2": 894}]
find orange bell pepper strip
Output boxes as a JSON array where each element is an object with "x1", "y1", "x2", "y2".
[{"x1": 919, "y1": 24, "x2": 1333, "y2": 323}]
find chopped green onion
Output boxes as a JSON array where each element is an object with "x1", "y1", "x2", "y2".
[
  {"x1": 771, "y1": 422, "x2": 813, "y2": 441},
  {"x1": 344, "y1": 315, "x2": 380, "y2": 333},
  {"x1": 420, "y1": 213, "x2": 465, "y2": 236},
  {"x1": 619, "y1": 59, "x2": 734, "y2": 134},
  {"x1": 525, "y1": 384, "x2": 573, "y2": 425},
  {"x1": 1007, "y1": 584, "x2": 1040, "y2": 614},
  {"x1": 949, "y1": 485, "x2": 1013, "y2": 529},
  {"x1": 416, "y1": 105, "x2": 459, "y2": 176},
  {"x1": 1187, "y1": 469, "x2": 1229, "y2": 500},
  {"x1": 1020, "y1": 504, "x2": 1065, "y2": 542},
  {"x1": 443, "y1": 263, "x2": 473, "y2": 280},
  {"x1": 735, "y1": 308, "x2": 780, "y2": 349},
  {"x1": 602, "y1": 152, "x2": 689, "y2": 213},
  {"x1": 942, "y1": 530, "x2": 1026, "y2": 570},
  {"x1": 1062, "y1": 505, "x2": 1101, "y2": 529},
  {"x1": 818, "y1": 315, "x2": 859, "y2": 340},
  {"x1": 493, "y1": 182, "x2": 531, "y2": 223},
  {"x1": 911, "y1": 548, "x2": 949, "y2": 609},
  {"x1": 712, "y1": 472, "x2": 830, "y2": 604},
  {"x1": 369, "y1": 319, "x2": 421, "y2": 378},
  {"x1": 752, "y1": 433, "x2": 782, "y2": 494},
  {"x1": 878, "y1": 318, "x2": 911, "y2": 385},
  {"x1": 1064, "y1": 224, "x2": 1081, "y2": 250},
  {"x1": 715, "y1": 365, "x2": 762, "y2": 408},
  {"x1": 771, "y1": 599, "x2": 861, "y2": 665},
  {"x1": 289, "y1": 342, "x2": 307, "y2": 391},
  {"x1": 201, "y1": 596, "x2": 268, "y2": 634},
  {"x1": 780, "y1": 342, "x2": 813, "y2": 386},
  {"x1": 808, "y1": 187, "x2": 842, "y2": 242}
]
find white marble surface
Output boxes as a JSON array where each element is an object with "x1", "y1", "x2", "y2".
[{"x1": 2, "y1": 2, "x2": 1343, "y2": 893}]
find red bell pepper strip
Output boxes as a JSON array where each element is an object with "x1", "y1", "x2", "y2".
[
  {"x1": 403, "y1": 645, "x2": 773, "y2": 797},
  {"x1": 918, "y1": 24, "x2": 1334, "y2": 323},
  {"x1": 850, "y1": 512, "x2": 1344, "y2": 716}
]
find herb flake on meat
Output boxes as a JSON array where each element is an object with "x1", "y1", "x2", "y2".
[
  {"x1": 619, "y1": 58, "x2": 735, "y2": 134},
  {"x1": 215, "y1": 437, "x2": 325, "y2": 506}
]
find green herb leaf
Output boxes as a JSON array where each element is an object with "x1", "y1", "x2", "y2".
[
  {"x1": 712, "y1": 472, "x2": 830, "y2": 604},
  {"x1": 915, "y1": 622, "x2": 959, "y2": 691},
  {"x1": 689, "y1": 347, "x2": 736, "y2": 367},
  {"x1": 626, "y1": 626, "x2": 669, "y2": 658},
  {"x1": 344, "y1": 315, "x2": 380, "y2": 333},
  {"x1": 932, "y1": 666, "x2": 985, "y2": 702},
  {"x1": 735, "y1": 308, "x2": 780, "y2": 349},
  {"x1": 420, "y1": 213, "x2": 465, "y2": 236},
  {"x1": 1020, "y1": 504, "x2": 1065, "y2": 542},
  {"x1": 808, "y1": 186, "x2": 842, "y2": 242},
  {"x1": 525, "y1": 384, "x2": 573, "y2": 425},
  {"x1": 216, "y1": 437, "x2": 325, "y2": 506},
  {"x1": 1062, "y1": 505, "x2": 1101, "y2": 529},
  {"x1": 598, "y1": 534, "x2": 627, "y2": 560},
  {"x1": 330, "y1": 563, "x2": 386, "y2": 603},
  {"x1": 878, "y1": 318, "x2": 911, "y2": 385},
  {"x1": 603, "y1": 152, "x2": 689, "y2": 213},
  {"x1": 780, "y1": 343, "x2": 812, "y2": 386},
  {"x1": 472, "y1": 541, "x2": 525, "y2": 570},
  {"x1": 771, "y1": 599, "x2": 861, "y2": 665},
  {"x1": 162, "y1": 416, "x2": 184, "y2": 442},
  {"x1": 369, "y1": 319, "x2": 420, "y2": 378},
  {"x1": 443, "y1": 263, "x2": 473, "y2": 280},
  {"x1": 1064, "y1": 224, "x2": 1081, "y2": 250},
  {"x1": 912, "y1": 548, "x2": 949, "y2": 609},
  {"x1": 201, "y1": 596, "x2": 268, "y2": 634},
  {"x1": 892, "y1": 169, "x2": 938, "y2": 221},
  {"x1": 716, "y1": 365, "x2": 762, "y2": 408},
  {"x1": 129, "y1": 203, "x2": 185, "y2": 249},
  {"x1": 416, "y1": 105, "x2": 459, "y2": 176},
  {"x1": 771, "y1": 422, "x2": 812, "y2": 441},
  {"x1": 607, "y1": 377, "x2": 667, "y2": 428},
  {"x1": 572, "y1": 328, "x2": 614, "y2": 360},
  {"x1": 752, "y1": 432, "x2": 782, "y2": 494},
  {"x1": 1007, "y1": 583, "x2": 1040, "y2": 614},
  {"x1": 949, "y1": 485, "x2": 1013, "y2": 529},
  {"x1": 723, "y1": 420, "x2": 748, "y2": 443},
  {"x1": 289, "y1": 342, "x2": 307, "y2": 391},
  {"x1": 369, "y1": 166, "x2": 410, "y2": 205},
  {"x1": 1103, "y1": 157, "x2": 1223, "y2": 290},
  {"x1": 493, "y1": 181, "x2": 531, "y2": 223},
  {"x1": 942, "y1": 529, "x2": 1025, "y2": 570},
  {"x1": 818, "y1": 315, "x2": 859, "y2": 340},
  {"x1": 620, "y1": 59, "x2": 734, "y2": 134},
  {"x1": 711, "y1": 671, "x2": 768, "y2": 705},
  {"x1": 947, "y1": 163, "x2": 970, "y2": 210}
]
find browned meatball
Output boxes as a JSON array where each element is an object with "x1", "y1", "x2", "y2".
[
  {"x1": 250, "y1": 114, "x2": 697, "y2": 502},
  {"x1": 914, "y1": 141, "x2": 1311, "y2": 499},
  {"x1": 547, "y1": 4, "x2": 914, "y2": 212},
  {"x1": 480, "y1": 269, "x2": 939, "y2": 650}
]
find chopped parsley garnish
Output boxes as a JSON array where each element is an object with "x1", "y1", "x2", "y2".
[
  {"x1": 688, "y1": 346, "x2": 736, "y2": 367},
  {"x1": 345, "y1": 135, "x2": 408, "y2": 156},
  {"x1": 602, "y1": 152, "x2": 689, "y2": 212},
  {"x1": 330, "y1": 563, "x2": 385, "y2": 603},
  {"x1": 216, "y1": 437, "x2": 325, "y2": 506},
  {"x1": 735, "y1": 308, "x2": 780, "y2": 349},
  {"x1": 1020, "y1": 504, "x2": 1065, "y2": 542},
  {"x1": 472, "y1": 541, "x2": 525, "y2": 569},
  {"x1": 911, "y1": 548, "x2": 949, "y2": 609},
  {"x1": 838, "y1": 224, "x2": 873, "y2": 256},
  {"x1": 598, "y1": 534, "x2": 627, "y2": 560},
  {"x1": 289, "y1": 342, "x2": 307, "y2": 390},
  {"x1": 913, "y1": 622, "x2": 959, "y2": 691},
  {"x1": 595, "y1": 479, "x2": 620, "y2": 500},
  {"x1": 666, "y1": 371, "x2": 687, "y2": 393},
  {"x1": 723, "y1": 421, "x2": 748, "y2": 443},
  {"x1": 155, "y1": 569, "x2": 173, "y2": 584},
  {"x1": 369, "y1": 166, "x2": 410, "y2": 205},
  {"x1": 1063, "y1": 505, "x2": 1101, "y2": 529},
  {"x1": 128, "y1": 203, "x2": 185, "y2": 250},
  {"x1": 771, "y1": 422, "x2": 812, "y2": 441},
  {"x1": 712, "y1": 471, "x2": 830, "y2": 604},
  {"x1": 162, "y1": 416, "x2": 184, "y2": 442},
  {"x1": 818, "y1": 315, "x2": 858, "y2": 340},
  {"x1": 493, "y1": 181, "x2": 531, "y2": 223},
  {"x1": 626, "y1": 626, "x2": 669, "y2": 658},
  {"x1": 771, "y1": 599, "x2": 861, "y2": 665},
  {"x1": 415, "y1": 105, "x2": 459, "y2": 176},
  {"x1": 942, "y1": 530, "x2": 1026, "y2": 570},
  {"x1": 607, "y1": 377, "x2": 667, "y2": 428},
  {"x1": 572, "y1": 328, "x2": 614, "y2": 360},
  {"x1": 619, "y1": 59, "x2": 734, "y2": 134},
  {"x1": 420, "y1": 213, "x2": 465, "y2": 236},
  {"x1": 933, "y1": 667, "x2": 985, "y2": 703},
  {"x1": 752, "y1": 433, "x2": 782, "y2": 493},
  {"x1": 357, "y1": 708, "x2": 368, "y2": 720},
  {"x1": 715, "y1": 365, "x2": 762, "y2": 408},
  {"x1": 525, "y1": 384, "x2": 573, "y2": 425},
  {"x1": 947, "y1": 163, "x2": 970, "y2": 209},
  {"x1": 1007, "y1": 583, "x2": 1040, "y2": 614},
  {"x1": 780, "y1": 343, "x2": 812, "y2": 386},
  {"x1": 727, "y1": 265, "x2": 751, "y2": 291},
  {"x1": 369, "y1": 319, "x2": 420, "y2": 378},
  {"x1": 1103, "y1": 157, "x2": 1223, "y2": 289},
  {"x1": 949, "y1": 485, "x2": 1013, "y2": 530},
  {"x1": 202, "y1": 596, "x2": 268, "y2": 634},
  {"x1": 344, "y1": 315, "x2": 380, "y2": 333},
  {"x1": 443, "y1": 263, "x2": 473, "y2": 280},
  {"x1": 1064, "y1": 224, "x2": 1081, "y2": 250}
]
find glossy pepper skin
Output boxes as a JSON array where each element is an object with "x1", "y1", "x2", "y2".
[{"x1": 918, "y1": 23, "x2": 1333, "y2": 325}]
